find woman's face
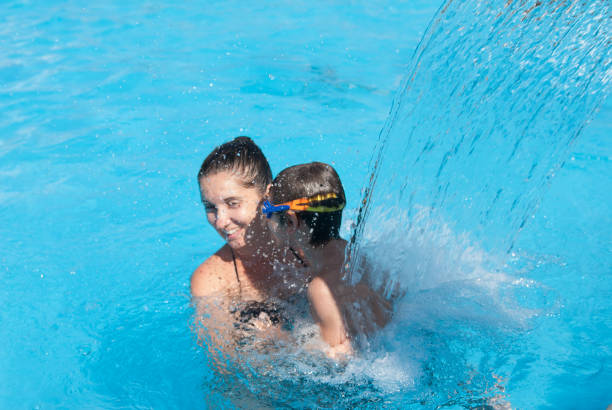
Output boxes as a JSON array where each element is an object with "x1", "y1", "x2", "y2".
[{"x1": 199, "y1": 171, "x2": 265, "y2": 250}]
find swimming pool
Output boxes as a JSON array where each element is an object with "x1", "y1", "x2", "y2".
[{"x1": 1, "y1": 0, "x2": 610, "y2": 408}]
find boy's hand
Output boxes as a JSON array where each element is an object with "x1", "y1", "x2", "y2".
[{"x1": 326, "y1": 338, "x2": 353, "y2": 360}]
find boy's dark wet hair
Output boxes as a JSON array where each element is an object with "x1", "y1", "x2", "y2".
[
  {"x1": 198, "y1": 136, "x2": 272, "y2": 193},
  {"x1": 270, "y1": 162, "x2": 346, "y2": 247}
]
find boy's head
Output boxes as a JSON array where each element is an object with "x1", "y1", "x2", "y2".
[{"x1": 267, "y1": 162, "x2": 345, "y2": 247}]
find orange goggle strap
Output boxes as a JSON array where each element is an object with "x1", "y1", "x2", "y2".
[{"x1": 262, "y1": 193, "x2": 345, "y2": 218}]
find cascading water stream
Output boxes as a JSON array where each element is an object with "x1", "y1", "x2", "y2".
[{"x1": 348, "y1": 0, "x2": 610, "y2": 284}]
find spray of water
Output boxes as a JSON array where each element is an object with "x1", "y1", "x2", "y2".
[
  {"x1": 348, "y1": 0, "x2": 611, "y2": 271},
  {"x1": 335, "y1": 0, "x2": 610, "y2": 405}
]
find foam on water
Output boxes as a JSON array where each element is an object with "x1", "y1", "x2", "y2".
[{"x1": 192, "y1": 207, "x2": 543, "y2": 407}]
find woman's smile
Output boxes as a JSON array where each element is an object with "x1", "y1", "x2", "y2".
[{"x1": 223, "y1": 226, "x2": 244, "y2": 243}]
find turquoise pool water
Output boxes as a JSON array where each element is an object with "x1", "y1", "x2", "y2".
[{"x1": 1, "y1": 0, "x2": 610, "y2": 408}]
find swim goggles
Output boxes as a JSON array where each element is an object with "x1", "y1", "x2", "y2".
[{"x1": 262, "y1": 193, "x2": 345, "y2": 218}]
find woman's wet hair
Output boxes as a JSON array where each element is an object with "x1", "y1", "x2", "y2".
[
  {"x1": 270, "y1": 162, "x2": 346, "y2": 247},
  {"x1": 198, "y1": 136, "x2": 272, "y2": 192}
]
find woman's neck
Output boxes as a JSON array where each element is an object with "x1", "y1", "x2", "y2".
[
  {"x1": 232, "y1": 221, "x2": 276, "y2": 261},
  {"x1": 233, "y1": 241, "x2": 273, "y2": 264}
]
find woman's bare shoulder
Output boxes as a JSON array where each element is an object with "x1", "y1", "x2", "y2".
[{"x1": 191, "y1": 245, "x2": 235, "y2": 297}]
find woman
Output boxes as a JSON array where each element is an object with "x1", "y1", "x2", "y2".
[{"x1": 191, "y1": 136, "x2": 304, "y2": 334}]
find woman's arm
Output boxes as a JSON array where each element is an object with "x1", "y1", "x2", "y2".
[{"x1": 190, "y1": 253, "x2": 241, "y2": 371}]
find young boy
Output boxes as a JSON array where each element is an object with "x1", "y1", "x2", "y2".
[{"x1": 262, "y1": 162, "x2": 391, "y2": 358}]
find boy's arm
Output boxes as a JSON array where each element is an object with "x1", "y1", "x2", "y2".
[{"x1": 307, "y1": 276, "x2": 352, "y2": 357}]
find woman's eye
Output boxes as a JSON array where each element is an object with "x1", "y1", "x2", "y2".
[
  {"x1": 227, "y1": 200, "x2": 240, "y2": 208},
  {"x1": 204, "y1": 203, "x2": 216, "y2": 212}
]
